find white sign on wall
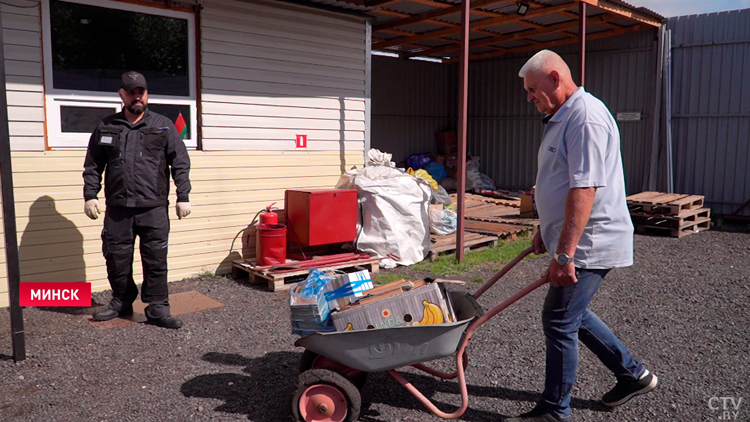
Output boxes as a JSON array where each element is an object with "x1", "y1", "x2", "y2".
[{"x1": 616, "y1": 112, "x2": 642, "y2": 122}]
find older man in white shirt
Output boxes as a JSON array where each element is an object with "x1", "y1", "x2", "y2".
[{"x1": 506, "y1": 50, "x2": 657, "y2": 422}]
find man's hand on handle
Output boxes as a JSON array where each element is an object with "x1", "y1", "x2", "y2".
[
  {"x1": 534, "y1": 230, "x2": 577, "y2": 287},
  {"x1": 176, "y1": 202, "x2": 192, "y2": 220},
  {"x1": 84, "y1": 199, "x2": 100, "y2": 220},
  {"x1": 546, "y1": 260, "x2": 577, "y2": 287}
]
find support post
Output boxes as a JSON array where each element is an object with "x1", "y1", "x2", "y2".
[
  {"x1": 0, "y1": 16, "x2": 26, "y2": 362},
  {"x1": 578, "y1": 2, "x2": 587, "y2": 86},
  {"x1": 455, "y1": 0, "x2": 470, "y2": 262}
]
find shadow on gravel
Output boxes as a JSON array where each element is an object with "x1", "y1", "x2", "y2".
[
  {"x1": 359, "y1": 371, "x2": 611, "y2": 421},
  {"x1": 180, "y1": 352, "x2": 611, "y2": 422},
  {"x1": 180, "y1": 351, "x2": 300, "y2": 420}
]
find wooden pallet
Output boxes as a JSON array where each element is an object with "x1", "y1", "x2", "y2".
[
  {"x1": 627, "y1": 191, "x2": 704, "y2": 216},
  {"x1": 635, "y1": 218, "x2": 710, "y2": 238},
  {"x1": 232, "y1": 256, "x2": 380, "y2": 292},
  {"x1": 630, "y1": 207, "x2": 711, "y2": 229},
  {"x1": 429, "y1": 232, "x2": 498, "y2": 261},
  {"x1": 633, "y1": 207, "x2": 711, "y2": 238}
]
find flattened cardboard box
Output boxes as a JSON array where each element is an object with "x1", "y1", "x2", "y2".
[{"x1": 330, "y1": 281, "x2": 455, "y2": 331}]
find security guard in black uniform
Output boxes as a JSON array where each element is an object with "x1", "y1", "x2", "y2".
[{"x1": 83, "y1": 71, "x2": 191, "y2": 329}]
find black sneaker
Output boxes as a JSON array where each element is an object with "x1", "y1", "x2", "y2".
[
  {"x1": 92, "y1": 306, "x2": 134, "y2": 321},
  {"x1": 602, "y1": 370, "x2": 658, "y2": 407},
  {"x1": 146, "y1": 315, "x2": 183, "y2": 329},
  {"x1": 505, "y1": 404, "x2": 568, "y2": 422}
]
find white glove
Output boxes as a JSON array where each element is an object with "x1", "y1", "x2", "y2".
[
  {"x1": 84, "y1": 199, "x2": 101, "y2": 220},
  {"x1": 176, "y1": 202, "x2": 192, "y2": 219}
]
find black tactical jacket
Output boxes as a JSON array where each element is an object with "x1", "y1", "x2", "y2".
[{"x1": 83, "y1": 109, "x2": 191, "y2": 208}]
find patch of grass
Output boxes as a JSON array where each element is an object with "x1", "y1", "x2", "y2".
[
  {"x1": 373, "y1": 273, "x2": 408, "y2": 285},
  {"x1": 196, "y1": 268, "x2": 215, "y2": 278},
  {"x1": 421, "y1": 238, "x2": 535, "y2": 277}
]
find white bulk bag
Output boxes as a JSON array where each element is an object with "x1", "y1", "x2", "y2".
[{"x1": 336, "y1": 164, "x2": 431, "y2": 268}]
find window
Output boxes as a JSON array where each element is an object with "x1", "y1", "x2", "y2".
[{"x1": 42, "y1": 0, "x2": 197, "y2": 149}]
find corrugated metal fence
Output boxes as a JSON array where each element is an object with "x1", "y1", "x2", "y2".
[
  {"x1": 372, "y1": 29, "x2": 658, "y2": 194},
  {"x1": 467, "y1": 30, "x2": 657, "y2": 192},
  {"x1": 372, "y1": 10, "x2": 750, "y2": 216},
  {"x1": 668, "y1": 10, "x2": 750, "y2": 216},
  {"x1": 371, "y1": 56, "x2": 456, "y2": 162}
]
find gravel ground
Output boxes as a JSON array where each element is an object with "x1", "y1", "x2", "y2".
[{"x1": 1, "y1": 229, "x2": 749, "y2": 422}]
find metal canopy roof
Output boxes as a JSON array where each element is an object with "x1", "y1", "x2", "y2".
[{"x1": 306, "y1": 0, "x2": 663, "y2": 62}]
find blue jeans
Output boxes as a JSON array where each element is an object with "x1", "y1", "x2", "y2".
[{"x1": 540, "y1": 268, "x2": 644, "y2": 420}]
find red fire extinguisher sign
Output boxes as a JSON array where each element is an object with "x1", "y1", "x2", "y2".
[{"x1": 295, "y1": 134, "x2": 307, "y2": 148}]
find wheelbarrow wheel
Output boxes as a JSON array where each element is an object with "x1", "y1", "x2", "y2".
[
  {"x1": 299, "y1": 350, "x2": 368, "y2": 390},
  {"x1": 292, "y1": 369, "x2": 361, "y2": 422}
]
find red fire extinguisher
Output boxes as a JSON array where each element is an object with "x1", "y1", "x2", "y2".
[{"x1": 259, "y1": 202, "x2": 278, "y2": 225}]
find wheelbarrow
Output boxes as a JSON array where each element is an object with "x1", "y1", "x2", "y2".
[{"x1": 291, "y1": 246, "x2": 548, "y2": 422}]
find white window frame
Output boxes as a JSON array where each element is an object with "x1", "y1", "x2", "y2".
[{"x1": 41, "y1": 0, "x2": 197, "y2": 149}]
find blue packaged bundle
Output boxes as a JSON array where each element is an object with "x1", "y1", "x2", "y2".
[{"x1": 289, "y1": 268, "x2": 335, "y2": 324}]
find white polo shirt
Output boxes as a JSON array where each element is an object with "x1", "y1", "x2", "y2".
[{"x1": 535, "y1": 87, "x2": 633, "y2": 269}]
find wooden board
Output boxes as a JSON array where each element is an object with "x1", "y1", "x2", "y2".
[
  {"x1": 232, "y1": 257, "x2": 380, "y2": 292},
  {"x1": 429, "y1": 232, "x2": 498, "y2": 261},
  {"x1": 464, "y1": 215, "x2": 540, "y2": 230},
  {"x1": 463, "y1": 220, "x2": 531, "y2": 239},
  {"x1": 450, "y1": 192, "x2": 521, "y2": 209}
]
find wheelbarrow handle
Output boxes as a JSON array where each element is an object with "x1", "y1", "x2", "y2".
[
  {"x1": 466, "y1": 275, "x2": 548, "y2": 340},
  {"x1": 473, "y1": 246, "x2": 535, "y2": 299}
]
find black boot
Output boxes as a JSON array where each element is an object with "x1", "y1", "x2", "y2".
[
  {"x1": 146, "y1": 315, "x2": 183, "y2": 329},
  {"x1": 92, "y1": 306, "x2": 134, "y2": 322}
]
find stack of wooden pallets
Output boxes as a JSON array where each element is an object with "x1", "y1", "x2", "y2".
[{"x1": 626, "y1": 192, "x2": 710, "y2": 238}]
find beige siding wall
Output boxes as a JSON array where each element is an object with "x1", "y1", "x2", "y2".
[
  {"x1": 0, "y1": 150, "x2": 364, "y2": 308},
  {"x1": 0, "y1": 0, "x2": 369, "y2": 307},
  {"x1": 201, "y1": 0, "x2": 367, "y2": 151},
  {"x1": 2, "y1": 3, "x2": 46, "y2": 151}
]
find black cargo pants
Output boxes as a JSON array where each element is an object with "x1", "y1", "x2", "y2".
[{"x1": 101, "y1": 205, "x2": 170, "y2": 319}]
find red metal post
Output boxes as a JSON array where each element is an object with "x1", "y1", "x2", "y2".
[
  {"x1": 579, "y1": 2, "x2": 587, "y2": 86},
  {"x1": 455, "y1": 0, "x2": 470, "y2": 262}
]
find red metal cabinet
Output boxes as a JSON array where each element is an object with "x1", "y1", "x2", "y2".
[{"x1": 284, "y1": 189, "x2": 358, "y2": 246}]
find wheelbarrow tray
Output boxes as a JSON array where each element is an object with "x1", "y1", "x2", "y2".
[{"x1": 294, "y1": 318, "x2": 473, "y2": 372}]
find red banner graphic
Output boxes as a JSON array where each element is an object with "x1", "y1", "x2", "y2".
[{"x1": 19, "y1": 283, "x2": 92, "y2": 307}]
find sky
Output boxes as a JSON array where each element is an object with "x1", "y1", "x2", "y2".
[{"x1": 630, "y1": 0, "x2": 750, "y2": 17}]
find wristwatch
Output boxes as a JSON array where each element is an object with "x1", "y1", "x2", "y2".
[{"x1": 554, "y1": 252, "x2": 574, "y2": 266}]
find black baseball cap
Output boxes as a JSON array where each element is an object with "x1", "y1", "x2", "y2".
[{"x1": 120, "y1": 71, "x2": 148, "y2": 92}]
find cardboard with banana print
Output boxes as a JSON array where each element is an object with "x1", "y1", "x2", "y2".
[{"x1": 330, "y1": 279, "x2": 455, "y2": 332}]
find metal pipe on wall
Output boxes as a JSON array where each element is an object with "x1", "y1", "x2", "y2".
[
  {"x1": 664, "y1": 29, "x2": 674, "y2": 193},
  {"x1": 647, "y1": 24, "x2": 666, "y2": 191}
]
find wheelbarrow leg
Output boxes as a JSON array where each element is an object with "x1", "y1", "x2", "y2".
[{"x1": 387, "y1": 344, "x2": 470, "y2": 419}]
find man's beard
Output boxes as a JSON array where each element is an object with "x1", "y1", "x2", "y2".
[{"x1": 125, "y1": 101, "x2": 145, "y2": 115}]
